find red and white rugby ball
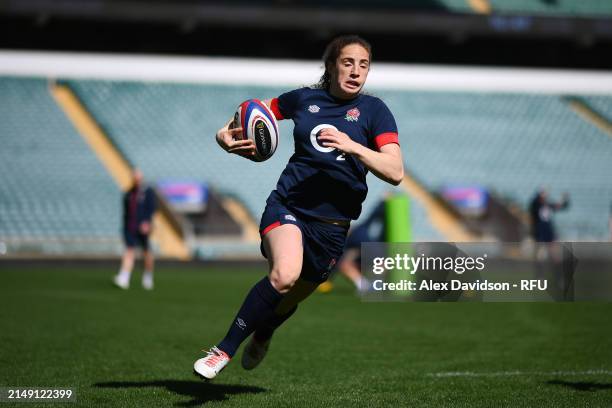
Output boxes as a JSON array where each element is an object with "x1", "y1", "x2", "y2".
[{"x1": 230, "y1": 99, "x2": 279, "y2": 162}]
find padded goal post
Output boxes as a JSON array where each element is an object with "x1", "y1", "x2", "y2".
[{"x1": 385, "y1": 194, "x2": 413, "y2": 296}]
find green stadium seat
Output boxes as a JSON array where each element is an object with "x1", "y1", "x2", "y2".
[
  {"x1": 0, "y1": 77, "x2": 122, "y2": 246},
  {"x1": 489, "y1": 0, "x2": 612, "y2": 17},
  {"x1": 65, "y1": 80, "x2": 612, "y2": 240},
  {"x1": 583, "y1": 96, "x2": 612, "y2": 122},
  {"x1": 375, "y1": 90, "x2": 612, "y2": 239}
]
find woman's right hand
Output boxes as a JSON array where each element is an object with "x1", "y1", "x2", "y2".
[{"x1": 216, "y1": 123, "x2": 256, "y2": 159}]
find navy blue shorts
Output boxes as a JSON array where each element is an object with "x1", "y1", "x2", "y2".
[
  {"x1": 123, "y1": 229, "x2": 150, "y2": 250},
  {"x1": 534, "y1": 222, "x2": 555, "y2": 242},
  {"x1": 259, "y1": 192, "x2": 349, "y2": 283}
]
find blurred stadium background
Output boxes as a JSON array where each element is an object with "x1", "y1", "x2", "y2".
[{"x1": 1, "y1": 0, "x2": 612, "y2": 260}]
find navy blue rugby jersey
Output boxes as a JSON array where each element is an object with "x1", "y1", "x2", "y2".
[{"x1": 269, "y1": 87, "x2": 399, "y2": 221}]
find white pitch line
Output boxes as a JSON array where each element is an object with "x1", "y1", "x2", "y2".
[{"x1": 427, "y1": 370, "x2": 612, "y2": 378}]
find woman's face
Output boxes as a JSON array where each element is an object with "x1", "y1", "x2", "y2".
[{"x1": 329, "y1": 43, "x2": 370, "y2": 99}]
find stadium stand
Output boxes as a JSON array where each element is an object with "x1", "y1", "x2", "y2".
[
  {"x1": 488, "y1": 0, "x2": 612, "y2": 17},
  {"x1": 0, "y1": 77, "x2": 121, "y2": 252},
  {"x1": 68, "y1": 80, "x2": 612, "y2": 240},
  {"x1": 134, "y1": 0, "x2": 473, "y2": 13},
  {"x1": 583, "y1": 96, "x2": 612, "y2": 122},
  {"x1": 303, "y1": 0, "x2": 473, "y2": 13},
  {"x1": 67, "y1": 81, "x2": 294, "y2": 222},
  {"x1": 377, "y1": 90, "x2": 612, "y2": 240},
  {"x1": 85, "y1": 0, "x2": 612, "y2": 16},
  {"x1": 67, "y1": 80, "x2": 442, "y2": 241},
  {"x1": 4, "y1": 76, "x2": 610, "y2": 243},
  {"x1": 162, "y1": 0, "x2": 612, "y2": 16}
]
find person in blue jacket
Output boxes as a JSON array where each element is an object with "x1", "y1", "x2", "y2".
[
  {"x1": 529, "y1": 188, "x2": 569, "y2": 243},
  {"x1": 113, "y1": 169, "x2": 156, "y2": 290}
]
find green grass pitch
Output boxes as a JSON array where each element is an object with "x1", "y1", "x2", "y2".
[{"x1": 1, "y1": 265, "x2": 611, "y2": 407}]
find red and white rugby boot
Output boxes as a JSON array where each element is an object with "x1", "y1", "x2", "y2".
[{"x1": 193, "y1": 347, "x2": 231, "y2": 380}]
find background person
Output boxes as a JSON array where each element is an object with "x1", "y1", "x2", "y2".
[
  {"x1": 529, "y1": 188, "x2": 569, "y2": 263},
  {"x1": 529, "y1": 188, "x2": 569, "y2": 243},
  {"x1": 113, "y1": 169, "x2": 156, "y2": 290}
]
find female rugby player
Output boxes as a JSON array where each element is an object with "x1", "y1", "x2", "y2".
[{"x1": 194, "y1": 35, "x2": 404, "y2": 380}]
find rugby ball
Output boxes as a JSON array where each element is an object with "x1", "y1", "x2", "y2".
[{"x1": 230, "y1": 99, "x2": 279, "y2": 162}]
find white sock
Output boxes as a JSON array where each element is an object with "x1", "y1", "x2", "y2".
[
  {"x1": 142, "y1": 271, "x2": 154, "y2": 289},
  {"x1": 356, "y1": 277, "x2": 370, "y2": 292},
  {"x1": 118, "y1": 269, "x2": 131, "y2": 279}
]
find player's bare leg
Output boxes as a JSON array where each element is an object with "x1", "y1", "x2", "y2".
[
  {"x1": 265, "y1": 224, "x2": 303, "y2": 294},
  {"x1": 113, "y1": 248, "x2": 135, "y2": 289}
]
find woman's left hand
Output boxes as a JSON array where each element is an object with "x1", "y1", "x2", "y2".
[{"x1": 317, "y1": 128, "x2": 360, "y2": 155}]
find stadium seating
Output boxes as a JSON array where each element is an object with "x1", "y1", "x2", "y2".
[
  {"x1": 68, "y1": 81, "x2": 294, "y2": 223},
  {"x1": 0, "y1": 77, "x2": 121, "y2": 250},
  {"x1": 4, "y1": 77, "x2": 610, "y2": 242},
  {"x1": 3, "y1": 75, "x2": 610, "y2": 243},
  {"x1": 488, "y1": 0, "x2": 612, "y2": 17},
  {"x1": 193, "y1": 0, "x2": 472, "y2": 13},
  {"x1": 376, "y1": 90, "x2": 612, "y2": 240},
  {"x1": 583, "y1": 96, "x2": 612, "y2": 122},
  {"x1": 192, "y1": 0, "x2": 612, "y2": 16},
  {"x1": 290, "y1": 0, "x2": 612, "y2": 16},
  {"x1": 307, "y1": 0, "x2": 472, "y2": 13},
  {"x1": 69, "y1": 80, "x2": 612, "y2": 240},
  {"x1": 68, "y1": 80, "x2": 441, "y2": 240}
]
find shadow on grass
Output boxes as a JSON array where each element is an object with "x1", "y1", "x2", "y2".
[
  {"x1": 94, "y1": 379, "x2": 267, "y2": 406},
  {"x1": 546, "y1": 379, "x2": 612, "y2": 392}
]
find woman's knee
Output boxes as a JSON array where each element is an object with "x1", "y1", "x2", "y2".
[
  {"x1": 269, "y1": 262, "x2": 301, "y2": 293},
  {"x1": 263, "y1": 224, "x2": 303, "y2": 293}
]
